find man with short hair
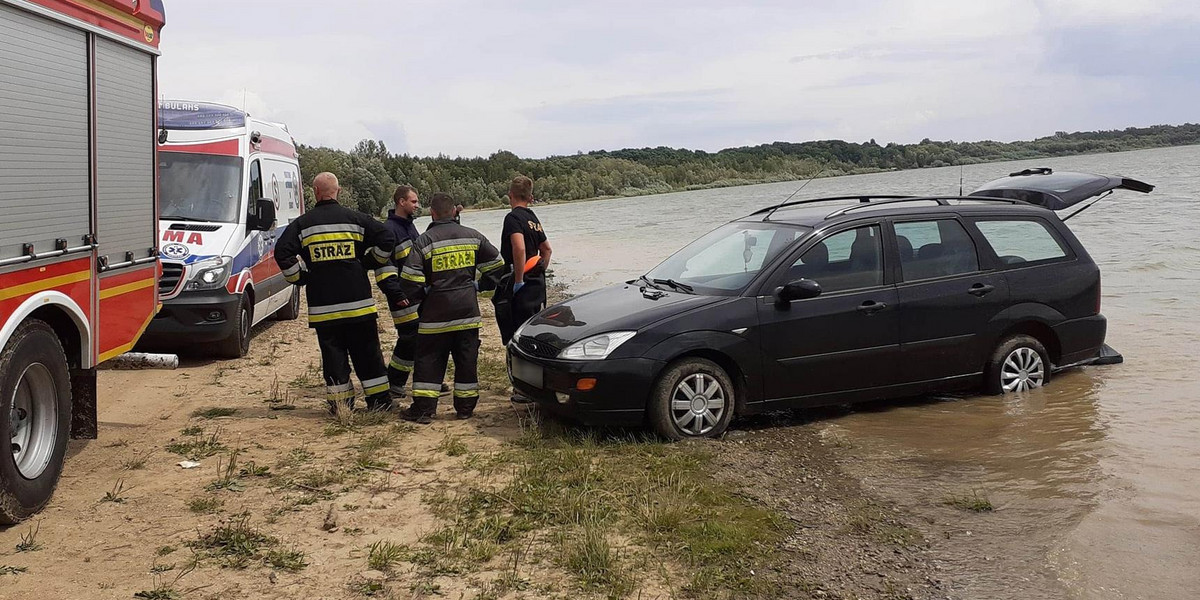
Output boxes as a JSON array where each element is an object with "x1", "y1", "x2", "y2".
[
  {"x1": 398, "y1": 193, "x2": 505, "y2": 423},
  {"x1": 275, "y1": 172, "x2": 397, "y2": 413},
  {"x1": 494, "y1": 175, "x2": 553, "y2": 344},
  {"x1": 379, "y1": 185, "x2": 422, "y2": 398}
]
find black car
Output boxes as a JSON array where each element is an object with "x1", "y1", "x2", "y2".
[{"x1": 507, "y1": 169, "x2": 1152, "y2": 439}]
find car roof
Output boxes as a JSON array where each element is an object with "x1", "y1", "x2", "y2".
[{"x1": 738, "y1": 195, "x2": 1055, "y2": 228}]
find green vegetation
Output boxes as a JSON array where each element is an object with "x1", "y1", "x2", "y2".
[
  {"x1": 166, "y1": 427, "x2": 226, "y2": 460},
  {"x1": 367, "y1": 540, "x2": 408, "y2": 573},
  {"x1": 187, "y1": 514, "x2": 306, "y2": 572},
  {"x1": 188, "y1": 496, "x2": 224, "y2": 514},
  {"x1": 298, "y1": 124, "x2": 1200, "y2": 214},
  {"x1": 944, "y1": 491, "x2": 995, "y2": 512},
  {"x1": 15, "y1": 522, "x2": 41, "y2": 553},
  {"x1": 191, "y1": 407, "x2": 238, "y2": 419},
  {"x1": 407, "y1": 419, "x2": 787, "y2": 598}
]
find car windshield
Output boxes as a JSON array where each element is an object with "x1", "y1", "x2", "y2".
[
  {"x1": 644, "y1": 221, "x2": 810, "y2": 295},
  {"x1": 158, "y1": 153, "x2": 244, "y2": 223}
]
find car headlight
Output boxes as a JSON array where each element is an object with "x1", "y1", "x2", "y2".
[
  {"x1": 186, "y1": 256, "x2": 233, "y2": 291},
  {"x1": 558, "y1": 331, "x2": 637, "y2": 361}
]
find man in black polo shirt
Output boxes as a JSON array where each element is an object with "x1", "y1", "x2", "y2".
[{"x1": 494, "y1": 176, "x2": 552, "y2": 350}]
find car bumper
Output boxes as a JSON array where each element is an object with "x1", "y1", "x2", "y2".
[
  {"x1": 141, "y1": 290, "x2": 242, "y2": 345},
  {"x1": 506, "y1": 343, "x2": 664, "y2": 428},
  {"x1": 1053, "y1": 314, "x2": 1111, "y2": 367}
]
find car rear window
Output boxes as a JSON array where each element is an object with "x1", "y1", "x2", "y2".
[
  {"x1": 974, "y1": 219, "x2": 1068, "y2": 265},
  {"x1": 894, "y1": 219, "x2": 979, "y2": 281}
]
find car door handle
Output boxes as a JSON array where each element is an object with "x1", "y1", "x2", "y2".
[
  {"x1": 857, "y1": 300, "x2": 888, "y2": 315},
  {"x1": 968, "y1": 283, "x2": 995, "y2": 297}
]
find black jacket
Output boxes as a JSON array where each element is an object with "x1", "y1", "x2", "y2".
[
  {"x1": 377, "y1": 209, "x2": 421, "y2": 326},
  {"x1": 399, "y1": 219, "x2": 504, "y2": 334},
  {"x1": 275, "y1": 200, "x2": 396, "y2": 328}
]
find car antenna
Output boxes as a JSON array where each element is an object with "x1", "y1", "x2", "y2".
[{"x1": 763, "y1": 167, "x2": 826, "y2": 221}]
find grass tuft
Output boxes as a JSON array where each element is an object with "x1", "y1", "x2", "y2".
[
  {"x1": 101, "y1": 479, "x2": 128, "y2": 503},
  {"x1": 121, "y1": 453, "x2": 152, "y2": 471},
  {"x1": 560, "y1": 526, "x2": 634, "y2": 598},
  {"x1": 437, "y1": 434, "x2": 468, "y2": 457},
  {"x1": 188, "y1": 496, "x2": 224, "y2": 514},
  {"x1": 166, "y1": 427, "x2": 226, "y2": 460},
  {"x1": 191, "y1": 407, "x2": 238, "y2": 419},
  {"x1": 944, "y1": 491, "x2": 995, "y2": 512},
  {"x1": 15, "y1": 522, "x2": 41, "y2": 553},
  {"x1": 367, "y1": 540, "x2": 408, "y2": 573}
]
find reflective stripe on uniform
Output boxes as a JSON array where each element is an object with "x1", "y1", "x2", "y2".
[
  {"x1": 326, "y1": 382, "x2": 354, "y2": 402},
  {"x1": 401, "y1": 265, "x2": 426, "y2": 283},
  {"x1": 282, "y1": 262, "x2": 302, "y2": 276},
  {"x1": 394, "y1": 240, "x2": 413, "y2": 260},
  {"x1": 454, "y1": 389, "x2": 480, "y2": 398},
  {"x1": 412, "y1": 389, "x2": 440, "y2": 398},
  {"x1": 361, "y1": 375, "x2": 390, "y2": 396},
  {"x1": 412, "y1": 380, "x2": 441, "y2": 398},
  {"x1": 302, "y1": 231, "x2": 364, "y2": 246},
  {"x1": 419, "y1": 317, "x2": 482, "y2": 334},
  {"x1": 478, "y1": 257, "x2": 504, "y2": 274},
  {"x1": 423, "y1": 237, "x2": 480, "y2": 258},
  {"x1": 375, "y1": 265, "x2": 398, "y2": 283},
  {"x1": 389, "y1": 356, "x2": 414, "y2": 372},
  {"x1": 308, "y1": 298, "x2": 377, "y2": 324},
  {"x1": 367, "y1": 246, "x2": 390, "y2": 262},
  {"x1": 391, "y1": 304, "x2": 419, "y2": 325},
  {"x1": 300, "y1": 223, "x2": 365, "y2": 240},
  {"x1": 454, "y1": 382, "x2": 478, "y2": 391}
]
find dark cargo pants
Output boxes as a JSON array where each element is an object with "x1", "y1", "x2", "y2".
[
  {"x1": 316, "y1": 319, "x2": 390, "y2": 410},
  {"x1": 408, "y1": 328, "x2": 480, "y2": 416},
  {"x1": 387, "y1": 320, "x2": 418, "y2": 397}
]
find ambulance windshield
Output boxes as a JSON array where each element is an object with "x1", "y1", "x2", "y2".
[{"x1": 159, "y1": 153, "x2": 244, "y2": 223}]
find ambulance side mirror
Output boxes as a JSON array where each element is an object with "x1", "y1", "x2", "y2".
[{"x1": 251, "y1": 198, "x2": 276, "y2": 231}]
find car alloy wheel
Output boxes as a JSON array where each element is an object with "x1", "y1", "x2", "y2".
[
  {"x1": 1000, "y1": 346, "x2": 1045, "y2": 392},
  {"x1": 670, "y1": 373, "x2": 727, "y2": 436}
]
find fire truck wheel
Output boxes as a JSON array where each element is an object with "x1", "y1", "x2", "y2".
[
  {"x1": 0, "y1": 319, "x2": 72, "y2": 524},
  {"x1": 217, "y1": 296, "x2": 252, "y2": 359}
]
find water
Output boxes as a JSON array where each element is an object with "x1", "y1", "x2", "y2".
[{"x1": 445, "y1": 145, "x2": 1200, "y2": 598}]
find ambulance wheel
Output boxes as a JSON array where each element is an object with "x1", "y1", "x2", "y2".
[
  {"x1": 217, "y1": 296, "x2": 252, "y2": 359},
  {"x1": 275, "y1": 287, "x2": 301, "y2": 321},
  {"x1": 1, "y1": 319, "x2": 72, "y2": 524}
]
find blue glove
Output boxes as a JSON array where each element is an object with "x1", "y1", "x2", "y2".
[{"x1": 513, "y1": 281, "x2": 525, "y2": 295}]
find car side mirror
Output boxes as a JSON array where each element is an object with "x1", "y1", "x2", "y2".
[
  {"x1": 774, "y1": 278, "x2": 821, "y2": 304},
  {"x1": 251, "y1": 198, "x2": 276, "y2": 231}
]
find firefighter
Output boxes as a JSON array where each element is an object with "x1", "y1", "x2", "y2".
[
  {"x1": 380, "y1": 185, "x2": 422, "y2": 398},
  {"x1": 398, "y1": 193, "x2": 505, "y2": 423},
  {"x1": 275, "y1": 172, "x2": 398, "y2": 413}
]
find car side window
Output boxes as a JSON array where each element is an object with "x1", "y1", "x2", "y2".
[
  {"x1": 248, "y1": 159, "x2": 263, "y2": 203},
  {"x1": 894, "y1": 219, "x2": 979, "y2": 281},
  {"x1": 974, "y1": 219, "x2": 1068, "y2": 265},
  {"x1": 783, "y1": 225, "x2": 883, "y2": 293}
]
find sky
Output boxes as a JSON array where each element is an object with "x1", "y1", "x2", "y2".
[{"x1": 157, "y1": 0, "x2": 1200, "y2": 159}]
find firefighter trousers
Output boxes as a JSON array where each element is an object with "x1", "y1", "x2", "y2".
[
  {"x1": 408, "y1": 328, "x2": 480, "y2": 416},
  {"x1": 316, "y1": 319, "x2": 391, "y2": 409},
  {"x1": 387, "y1": 321, "x2": 418, "y2": 396}
]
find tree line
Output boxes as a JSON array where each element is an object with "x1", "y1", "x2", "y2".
[{"x1": 298, "y1": 123, "x2": 1200, "y2": 216}]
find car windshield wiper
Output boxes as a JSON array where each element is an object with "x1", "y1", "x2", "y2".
[
  {"x1": 160, "y1": 215, "x2": 207, "y2": 222},
  {"x1": 652, "y1": 278, "x2": 694, "y2": 294}
]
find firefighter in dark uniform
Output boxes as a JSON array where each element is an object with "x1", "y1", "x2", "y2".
[
  {"x1": 379, "y1": 185, "x2": 422, "y2": 398},
  {"x1": 398, "y1": 193, "x2": 505, "y2": 423},
  {"x1": 494, "y1": 175, "x2": 552, "y2": 346},
  {"x1": 275, "y1": 172, "x2": 398, "y2": 413}
]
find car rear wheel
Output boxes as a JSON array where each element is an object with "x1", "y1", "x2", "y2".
[
  {"x1": 985, "y1": 334, "x2": 1050, "y2": 395},
  {"x1": 216, "y1": 295, "x2": 252, "y2": 358},
  {"x1": 275, "y1": 286, "x2": 301, "y2": 321},
  {"x1": 649, "y1": 358, "x2": 735, "y2": 440},
  {"x1": 1, "y1": 319, "x2": 72, "y2": 524}
]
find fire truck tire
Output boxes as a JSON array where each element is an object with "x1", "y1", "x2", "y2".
[
  {"x1": 275, "y1": 286, "x2": 301, "y2": 321},
  {"x1": 216, "y1": 296, "x2": 252, "y2": 359},
  {"x1": 0, "y1": 319, "x2": 72, "y2": 524}
]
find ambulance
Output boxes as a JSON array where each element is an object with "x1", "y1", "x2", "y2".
[
  {"x1": 142, "y1": 101, "x2": 304, "y2": 357},
  {"x1": 1, "y1": 0, "x2": 165, "y2": 522}
]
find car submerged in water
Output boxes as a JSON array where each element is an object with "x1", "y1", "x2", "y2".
[{"x1": 506, "y1": 169, "x2": 1151, "y2": 439}]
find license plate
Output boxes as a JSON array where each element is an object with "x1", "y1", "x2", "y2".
[{"x1": 511, "y1": 355, "x2": 544, "y2": 389}]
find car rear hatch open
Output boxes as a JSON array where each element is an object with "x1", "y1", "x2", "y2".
[{"x1": 969, "y1": 168, "x2": 1154, "y2": 210}]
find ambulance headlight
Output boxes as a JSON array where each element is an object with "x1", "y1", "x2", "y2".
[{"x1": 187, "y1": 256, "x2": 233, "y2": 291}]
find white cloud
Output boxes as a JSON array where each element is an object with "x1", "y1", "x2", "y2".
[{"x1": 156, "y1": 0, "x2": 1199, "y2": 158}]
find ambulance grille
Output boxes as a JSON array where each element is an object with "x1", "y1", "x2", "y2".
[{"x1": 159, "y1": 262, "x2": 184, "y2": 298}]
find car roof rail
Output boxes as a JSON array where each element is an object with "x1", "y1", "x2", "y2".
[
  {"x1": 755, "y1": 195, "x2": 912, "y2": 220},
  {"x1": 823, "y1": 195, "x2": 1028, "y2": 219}
]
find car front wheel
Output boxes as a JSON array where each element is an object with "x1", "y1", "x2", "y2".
[
  {"x1": 649, "y1": 358, "x2": 735, "y2": 440},
  {"x1": 985, "y1": 334, "x2": 1050, "y2": 394}
]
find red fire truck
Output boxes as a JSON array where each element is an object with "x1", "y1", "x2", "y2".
[{"x1": 0, "y1": 0, "x2": 165, "y2": 523}]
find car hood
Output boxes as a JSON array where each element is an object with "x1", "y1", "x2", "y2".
[
  {"x1": 518, "y1": 283, "x2": 725, "y2": 352},
  {"x1": 970, "y1": 168, "x2": 1153, "y2": 210}
]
